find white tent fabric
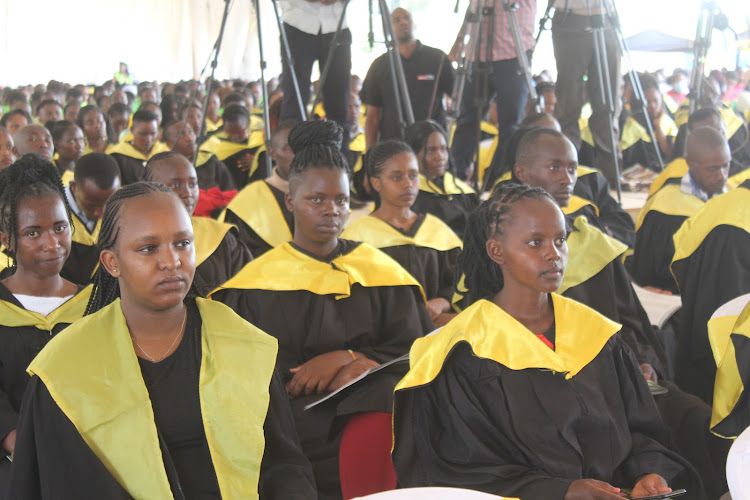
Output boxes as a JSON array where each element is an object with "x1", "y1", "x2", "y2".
[{"x1": 1, "y1": 0, "x2": 282, "y2": 87}]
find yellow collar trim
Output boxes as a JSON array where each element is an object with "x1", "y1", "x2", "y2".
[
  {"x1": 221, "y1": 181, "x2": 292, "y2": 247},
  {"x1": 28, "y1": 298, "x2": 277, "y2": 499},
  {"x1": 0, "y1": 285, "x2": 91, "y2": 330},
  {"x1": 648, "y1": 158, "x2": 688, "y2": 197},
  {"x1": 190, "y1": 216, "x2": 233, "y2": 267},
  {"x1": 214, "y1": 241, "x2": 425, "y2": 301},
  {"x1": 419, "y1": 172, "x2": 475, "y2": 195},
  {"x1": 71, "y1": 213, "x2": 101, "y2": 246},
  {"x1": 635, "y1": 184, "x2": 704, "y2": 231},
  {"x1": 203, "y1": 131, "x2": 265, "y2": 161},
  {"x1": 562, "y1": 195, "x2": 600, "y2": 217},
  {"x1": 341, "y1": 214, "x2": 462, "y2": 252},
  {"x1": 558, "y1": 216, "x2": 628, "y2": 294},
  {"x1": 107, "y1": 140, "x2": 150, "y2": 161},
  {"x1": 396, "y1": 295, "x2": 621, "y2": 393}
]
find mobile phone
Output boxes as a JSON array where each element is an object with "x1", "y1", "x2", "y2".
[{"x1": 634, "y1": 489, "x2": 687, "y2": 500}]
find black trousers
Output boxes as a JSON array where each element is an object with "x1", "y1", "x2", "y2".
[
  {"x1": 451, "y1": 56, "x2": 529, "y2": 181},
  {"x1": 280, "y1": 23, "x2": 352, "y2": 149}
]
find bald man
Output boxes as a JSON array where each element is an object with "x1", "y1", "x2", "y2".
[
  {"x1": 631, "y1": 127, "x2": 730, "y2": 293},
  {"x1": 12, "y1": 124, "x2": 54, "y2": 160},
  {"x1": 164, "y1": 121, "x2": 235, "y2": 191}
]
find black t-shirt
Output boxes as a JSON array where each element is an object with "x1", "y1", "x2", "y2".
[{"x1": 360, "y1": 41, "x2": 454, "y2": 140}]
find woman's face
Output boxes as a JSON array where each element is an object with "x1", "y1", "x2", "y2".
[
  {"x1": 55, "y1": 126, "x2": 85, "y2": 162},
  {"x1": 418, "y1": 131, "x2": 449, "y2": 180},
  {"x1": 1, "y1": 193, "x2": 71, "y2": 278},
  {"x1": 371, "y1": 152, "x2": 419, "y2": 209},
  {"x1": 102, "y1": 193, "x2": 196, "y2": 313},
  {"x1": 82, "y1": 109, "x2": 107, "y2": 141},
  {"x1": 286, "y1": 167, "x2": 350, "y2": 249}
]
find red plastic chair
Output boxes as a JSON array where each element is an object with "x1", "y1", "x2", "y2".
[{"x1": 339, "y1": 411, "x2": 398, "y2": 500}]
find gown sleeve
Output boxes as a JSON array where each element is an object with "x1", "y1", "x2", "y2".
[
  {"x1": 194, "y1": 229, "x2": 253, "y2": 292},
  {"x1": 7, "y1": 377, "x2": 132, "y2": 500},
  {"x1": 258, "y1": 369, "x2": 317, "y2": 499}
]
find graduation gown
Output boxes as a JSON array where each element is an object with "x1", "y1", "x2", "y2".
[
  {"x1": 219, "y1": 180, "x2": 293, "y2": 258},
  {"x1": 211, "y1": 240, "x2": 433, "y2": 500},
  {"x1": 649, "y1": 157, "x2": 750, "y2": 198},
  {"x1": 108, "y1": 141, "x2": 153, "y2": 186},
  {"x1": 707, "y1": 294, "x2": 750, "y2": 439},
  {"x1": 671, "y1": 180, "x2": 750, "y2": 403},
  {"x1": 392, "y1": 296, "x2": 698, "y2": 499},
  {"x1": 190, "y1": 216, "x2": 252, "y2": 294},
  {"x1": 199, "y1": 131, "x2": 266, "y2": 190},
  {"x1": 620, "y1": 113, "x2": 677, "y2": 172},
  {"x1": 194, "y1": 150, "x2": 237, "y2": 191},
  {"x1": 340, "y1": 213, "x2": 462, "y2": 302},
  {"x1": 673, "y1": 104, "x2": 750, "y2": 169},
  {"x1": 631, "y1": 184, "x2": 704, "y2": 293},
  {"x1": 412, "y1": 172, "x2": 479, "y2": 238},
  {"x1": 7, "y1": 298, "x2": 316, "y2": 500},
  {"x1": 60, "y1": 213, "x2": 101, "y2": 286}
]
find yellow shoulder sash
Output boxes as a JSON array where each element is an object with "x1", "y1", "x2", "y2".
[
  {"x1": 0, "y1": 285, "x2": 91, "y2": 330},
  {"x1": 107, "y1": 141, "x2": 148, "y2": 161},
  {"x1": 214, "y1": 242, "x2": 425, "y2": 301},
  {"x1": 576, "y1": 165, "x2": 598, "y2": 177},
  {"x1": 61, "y1": 169, "x2": 74, "y2": 186},
  {"x1": 671, "y1": 184, "x2": 750, "y2": 268},
  {"x1": 620, "y1": 116, "x2": 649, "y2": 151},
  {"x1": 728, "y1": 168, "x2": 750, "y2": 190},
  {"x1": 200, "y1": 132, "x2": 265, "y2": 162},
  {"x1": 396, "y1": 295, "x2": 621, "y2": 393},
  {"x1": 635, "y1": 184, "x2": 704, "y2": 231},
  {"x1": 28, "y1": 298, "x2": 277, "y2": 499},
  {"x1": 721, "y1": 106, "x2": 743, "y2": 137},
  {"x1": 341, "y1": 214, "x2": 462, "y2": 252},
  {"x1": 221, "y1": 181, "x2": 292, "y2": 247},
  {"x1": 250, "y1": 144, "x2": 266, "y2": 178},
  {"x1": 710, "y1": 297, "x2": 750, "y2": 437},
  {"x1": 558, "y1": 216, "x2": 628, "y2": 294},
  {"x1": 419, "y1": 172, "x2": 475, "y2": 195},
  {"x1": 349, "y1": 133, "x2": 366, "y2": 153},
  {"x1": 562, "y1": 195, "x2": 600, "y2": 217},
  {"x1": 190, "y1": 216, "x2": 234, "y2": 267},
  {"x1": 194, "y1": 149, "x2": 214, "y2": 168},
  {"x1": 71, "y1": 214, "x2": 101, "y2": 247},
  {"x1": 648, "y1": 158, "x2": 688, "y2": 197}
]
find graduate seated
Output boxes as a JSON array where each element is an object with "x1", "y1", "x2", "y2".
[
  {"x1": 76, "y1": 105, "x2": 112, "y2": 154},
  {"x1": 35, "y1": 99, "x2": 62, "y2": 127},
  {"x1": 179, "y1": 102, "x2": 203, "y2": 138},
  {"x1": 392, "y1": 184, "x2": 703, "y2": 499},
  {"x1": 204, "y1": 92, "x2": 223, "y2": 133},
  {"x1": 0, "y1": 109, "x2": 32, "y2": 137},
  {"x1": 50, "y1": 120, "x2": 84, "y2": 183},
  {"x1": 0, "y1": 156, "x2": 91, "y2": 487},
  {"x1": 11, "y1": 125, "x2": 54, "y2": 161},
  {"x1": 631, "y1": 127, "x2": 730, "y2": 293},
  {"x1": 0, "y1": 128, "x2": 14, "y2": 171},
  {"x1": 220, "y1": 120, "x2": 297, "y2": 257},
  {"x1": 670, "y1": 178, "x2": 750, "y2": 405},
  {"x1": 106, "y1": 102, "x2": 131, "y2": 142},
  {"x1": 144, "y1": 151, "x2": 252, "y2": 294},
  {"x1": 342, "y1": 140, "x2": 461, "y2": 327},
  {"x1": 7, "y1": 182, "x2": 317, "y2": 499},
  {"x1": 211, "y1": 120, "x2": 433, "y2": 500},
  {"x1": 404, "y1": 120, "x2": 478, "y2": 238},
  {"x1": 60, "y1": 153, "x2": 121, "y2": 285},
  {"x1": 199, "y1": 104, "x2": 265, "y2": 190},
  {"x1": 108, "y1": 108, "x2": 160, "y2": 185},
  {"x1": 163, "y1": 120, "x2": 236, "y2": 191}
]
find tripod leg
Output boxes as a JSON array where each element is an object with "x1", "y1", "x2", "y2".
[
  {"x1": 254, "y1": 0, "x2": 274, "y2": 178},
  {"x1": 272, "y1": 0, "x2": 306, "y2": 120}
]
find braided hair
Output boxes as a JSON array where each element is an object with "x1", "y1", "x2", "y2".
[
  {"x1": 287, "y1": 120, "x2": 350, "y2": 193},
  {"x1": 365, "y1": 140, "x2": 415, "y2": 206},
  {"x1": 0, "y1": 154, "x2": 72, "y2": 270},
  {"x1": 85, "y1": 181, "x2": 201, "y2": 315},
  {"x1": 404, "y1": 120, "x2": 466, "y2": 194},
  {"x1": 458, "y1": 183, "x2": 557, "y2": 305}
]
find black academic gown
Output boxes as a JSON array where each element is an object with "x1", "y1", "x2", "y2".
[
  {"x1": 199, "y1": 132, "x2": 265, "y2": 190},
  {"x1": 392, "y1": 298, "x2": 703, "y2": 499},
  {"x1": 412, "y1": 173, "x2": 479, "y2": 238},
  {"x1": 212, "y1": 240, "x2": 434, "y2": 500},
  {"x1": 195, "y1": 152, "x2": 237, "y2": 191},
  {"x1": 7, "y1": 298, "x2": 317, "y2": 499},
  {"x1": 59, "y1": 214, "x2": 99, "y2": 286},
  {"x1": 574, "y1": 167, "x2": 636, "y2": 247},
  {"x1": 191, "y1": 219, "x2": 253, "y2": 295},
  {"x1": 0, "y1": 284, "x2": 90, "y2": 493},
  {"x1": 671, "y1": 180, "x2": 750, "y2": 404},
  {"x1": 221, "y1": 181, "x2": 294, "y2": 258},
  {"x1": 108, "y1": 142, "x2": 150, "y2": 186}
]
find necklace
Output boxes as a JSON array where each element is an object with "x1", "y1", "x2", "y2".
[{"x1": 130, "y1": 308, "x2": 188, "y2": 363}]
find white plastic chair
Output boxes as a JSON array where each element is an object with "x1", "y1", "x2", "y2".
[
  {"x1": 353, "y1": 487, "x2": 510, "y2": 499},
  {"x1": 727, "y1": 426, "x2": 750, "y2": 500}
]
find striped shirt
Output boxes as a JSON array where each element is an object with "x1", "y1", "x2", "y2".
[{"x1": 463, "y1": 0, "x2": 536, "y2": 62}]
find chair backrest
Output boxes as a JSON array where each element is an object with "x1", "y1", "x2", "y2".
[{"x1": 727, "y1": 426, "x2": 750, "y2": 500}]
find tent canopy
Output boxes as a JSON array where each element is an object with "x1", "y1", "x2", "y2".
[{"x1": 624, "y1": 29, "x2": 694, "y2": 53}]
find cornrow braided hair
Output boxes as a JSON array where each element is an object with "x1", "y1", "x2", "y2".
[
  {"x1": 85, "y1": 181, "x2": 202, "y2": 315},
  {"x1": 0, "y1": 154, "x2": 72, "y2": 271},
  {"x1": 457, "y1": 183, "x2": 556, "y2": 305},
  {"x1": 365, "y1": 140, "x2": 415, "y2": 206},
  {"x1": 287, "y1": 120, "x2": 350, "y2": 193}
]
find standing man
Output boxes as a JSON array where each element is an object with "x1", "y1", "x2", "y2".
[
  {"x1": 449, "y1": 0, "x2": 536, "y2": 182},
  {"x1": 278, "y1": 0, "x2": 352, "y2": 149},
  {"x1": 360, "y1": 8, "x2": 455, "y2": 148},
  {"x1": 552, "y1": 0, "x2": 621, "y2": 187}
]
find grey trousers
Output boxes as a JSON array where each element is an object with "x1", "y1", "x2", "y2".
[{"x1": 552, "y1": 11, "x2": 622, "y2": 187}]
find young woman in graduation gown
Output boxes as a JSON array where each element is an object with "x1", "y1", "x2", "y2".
[
  {"x1": 392, "y1": 184, "x2": 703, "y2": 499},
  {"x1": 211, "y1": 121, "x2": 434, "y2": 500},
  {"x1": 404, "y1": 120, "x2": 478, "y2": 238},
  {"x1": 144, "y1": 151, "x2": 253, "y2": 294},
  {"x1": 7, "y1": 182, "x2": 317, "y2": 499},
  {"x1": 0, "y1": 156, "x2": 91, "y2": 493},
  {"x1": 341, "y1": 140, "x2": 461, "y2": 327}
]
